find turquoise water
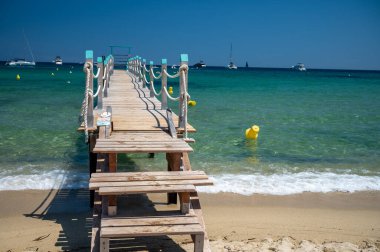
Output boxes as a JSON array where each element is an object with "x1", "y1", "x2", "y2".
[{"x1": 1, "y1": 64, "x2": 380, "y2": 194}]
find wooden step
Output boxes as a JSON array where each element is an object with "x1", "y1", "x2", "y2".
[
  {"x1": 90, "y1": 179, "x2": 213, "y2": 190},
  {"x1": 100, "y1": 215, "x2": 204, "y2": 252},
  {"x1": 99, "y1": 184, "x2": 196, "y2": 196}
]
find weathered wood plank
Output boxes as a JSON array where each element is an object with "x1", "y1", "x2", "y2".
[
  {"x1": 99, "y1": 184, "x2": 196, "y2": 195},
  {"x1": 101, "y1": 216, "x2": 199, "y2": 227},
  {"x1": 89, "y1": 179, "x2": 213, "y2": 190},
  {"x1": 90, "y1": 174, "x2": 208, "y2": 182},
  {"x1": 91, "y1": 170, "x2": 205, "y2": 177},
  {"x1": 100, "y1": 224, "x2": 204, "y2": 238}
]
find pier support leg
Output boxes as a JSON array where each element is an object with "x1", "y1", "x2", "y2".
[
  {"x1": 108, "y1": 153, "x2": 117, "y2": 216},
  {"x1": 166, "y1": 153, "x2": 182, "y2": 204},
  {"x1": 89, "y1": 133, "x2": 97, "y2": 208}
]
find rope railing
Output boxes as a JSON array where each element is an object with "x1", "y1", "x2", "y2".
[
  {"x1": 80, "y1": 50, "x2": 114, "y2": 143},
  {"x1": 163, "y1": 69, "x2": 180, "y2": 78},
  {"x1": 151, "y1": 70, "x2": 162, "y2": 79},
  {"x1": 93, "y1": 67, "x2": 101, "y2": 79},
  {"x1": 163, "y1": 86, "x2": 181, "y2": 101},
  {"x1": 126, "y1": 54, "x2": 192, "y2": 139}
]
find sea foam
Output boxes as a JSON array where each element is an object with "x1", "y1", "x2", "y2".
[
  {"x1": 1, "y1": 170, "x2": 380, "y2": 195},
  {"x1": 199, "y1": 172, "x2": 380, "y2": 195},
  {"x1": 0, "y1": 170, "x2": 88, "y2": 190}
]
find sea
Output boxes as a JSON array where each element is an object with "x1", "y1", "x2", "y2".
[{"x1": 1, "y1": 63, "x2": 380, "y2": 195}]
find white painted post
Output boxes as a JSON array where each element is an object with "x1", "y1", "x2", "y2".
[
  {"x1": 161, "y1": 58, "x2": 168, "y2": 109},
  {"x1": 96, "y1": 57, "x2": 104, "y2": 110},
  {"x1": 85, "y1": 50, "x2": 94, "y2": 128},
  {"x1": 142, "y1": 59, "x2": 146, "y2": 88},
  {"x1": 149, "y1": 61, "x2": 154, "y2": 97},
  {"x1": 178, "y1": 54, "x2": 188, "y2": 128}
]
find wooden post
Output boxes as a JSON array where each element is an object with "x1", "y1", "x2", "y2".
[
  {"x1": 108, "y1": 153, "x2": 117, "y2": 216},
  {"x1": 138, "y1": 56, "x2": 142, "y2": 83},
  {"x1": 142, "y1": 59, "x2": 146, "y2": 88},
  {"x1": 161, "y1": 59, "x2": 168, "y2": 109},
  {"x1": 96, "y1": 57, "x2": 104, "y2": 110},
  {"x1": 106, "y1": 56, "x2": 111, "y2": 89},
  {"x1": 178, "y1": 54, "x2": 188, "y2": 128},
  {"x1": 85, "y1": 50, "x2": 94, "y2": 128},
  {"x1": 134, "y1": 57, "x2": 137, "y2": 76},
  {"x1": 88, "y1": 132, "x2": 97, "y2": 208},
  {"x1": 149, "y1": 61, "x2": 154, "y2": 97},
  {"x1": 104, "y1": 63, "x2": 109, "y2": 98},
  {"x1": 166, "y1": 153, "x2": 182, "y2": 204}
]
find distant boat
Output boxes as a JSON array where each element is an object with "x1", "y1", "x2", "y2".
[
  {"x1": 54, "y1": 56, "x2": 63, "y2": 65},
  {"x1": 5, "y1": 30, "x2": 35, "y2": 67},
  {"x1": 245, "y1": 61, "x2": 249, "y2": 68},
  {"x1": 292, "y1": 63, "x2": 306, "y2": 71},
  {"x1": 5, "y1": 58, "x2": 35, "y2": 67},
  {"x1": 227, "y1": 44, "x2": 237, "y2": 69},
  {"x1": 193, "y1": 60, "x2": 206, "y2": 68},
  {"x1": 171, "y1": 64, "x2": 178, "y2": 69}
]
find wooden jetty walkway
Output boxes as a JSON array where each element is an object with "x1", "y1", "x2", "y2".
[{"x1": 79, "y1": 51, "x2": 212, "y2": 251}]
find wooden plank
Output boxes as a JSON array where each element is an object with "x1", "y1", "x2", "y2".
[
  {"x1": 92, "y1": 174, "x2": 209, "y2": 183},
  {"x1": 89, "y1": 179, "x2": 213, "y2": 190},
  {"x1": 99, "y1": 184, "x2": 196, "y2": 195},
  {"x1": 101, "y1": 216, "x2": 199, "y2": 227},
  {"x1": 100, "y1": 224, "x2": 204, "y2": 238},
  {"x1": 91, "y1": 170, "x2": 205, "y2": 177},
  {"x1": 93, "y1": 147, "x2": 193, "y2": 153}
]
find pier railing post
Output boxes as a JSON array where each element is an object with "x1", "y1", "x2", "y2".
[
  {"x1": 161, "y1": 58, "x2": 168, "y2": 109},
  {"x1": 149, "y1": 61, "x2": 154, "y2": 97},
  {"x1": 178, "y1": 54, "x2": 188, "y2": 128},
  {"x1": 97, "y1": 57, "x2": 104, "y2": 110},
  {"x1": 138, "y1": 57, "x2": 142, "y2": 83},
  {"x1": 104, "y1": 58, "x2": 109, "y2": 98},
  {"x1": 142, "y1": 59, "x2": 146, "y2": 88},
  {"x1": 106, "y1": 56, "x2": 111, "y2": 90},
  {"x1": 85, "y1": 50, "x2": 94, "y2": 128}
]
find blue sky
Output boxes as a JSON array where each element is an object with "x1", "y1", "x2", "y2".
[{"x1": 1, "y1": 0, "x2": 379, "y2": 70}]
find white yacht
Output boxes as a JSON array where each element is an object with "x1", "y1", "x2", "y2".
[
  {"x1": 55, "y1": 56, "x2": 63, "y2": 65},
  {"x1": 292, "y1": 63, "x2": 306, "y2": 71},
  {"x1": 6, "y1": 59, "x2": 35, "y2": 67},
  {"x1": 193, "y1": 60, "x2": 206, "y2": 68},
  {"x1": 227, "y1": 44, "x2": 237, "y2": 69}
]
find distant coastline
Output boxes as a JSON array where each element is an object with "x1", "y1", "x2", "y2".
[{"x1": 1, "y1": 60, "x2": 379, "y2": 72}]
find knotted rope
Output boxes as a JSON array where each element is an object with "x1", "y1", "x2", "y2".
[{"x1": 81, "y1": 62, "x2": 92, "y2": 143}]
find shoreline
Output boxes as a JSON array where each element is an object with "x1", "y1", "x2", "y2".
[{"x1": 0, "y1": 190, "x2": 379, "y2": 251}]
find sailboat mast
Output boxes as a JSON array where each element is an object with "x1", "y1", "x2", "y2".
[
  {"x1": 229, "y1": 43, "x2": 232, "y2": 62},
  {"x1": 23, "y1": 29, "x2": 35, "y2": 62}
]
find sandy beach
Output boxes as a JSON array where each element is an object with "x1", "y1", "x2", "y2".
[{"x1": 0, "y1": 190, "x2": 379, "y2": 251}]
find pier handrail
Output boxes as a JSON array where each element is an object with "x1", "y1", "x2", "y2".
[
  {"x1": 80, "y1": 50, "x2": 114, "y2": 142},
  {"x1": 127, "y1": 54, "x2": 191, "y2": 139}
]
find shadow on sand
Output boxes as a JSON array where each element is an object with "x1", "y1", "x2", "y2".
[{"x1": 24, "y1": 133, "x2": 186, "y2": 251}]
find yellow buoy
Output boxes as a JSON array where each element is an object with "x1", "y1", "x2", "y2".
[
  {"x1": 245, "y1": 125, "x2": 260, "y2": 140},
  {"x1": 168, "y1": 86, "x2": 173, "y2": 95},
  {"x1": 16, "y1": 74, "x2": 21, "y2": 80},
  {"x1": 188, "y1": 100, "x2": 197, "y2": 106}
]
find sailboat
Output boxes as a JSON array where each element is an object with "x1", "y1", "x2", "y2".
[
  {"x1": 227, "y1": 44, "x2": 237, "y2": 69},
  {"x1": 5, "y1": 30, "x2": 36, "y2": 67}
]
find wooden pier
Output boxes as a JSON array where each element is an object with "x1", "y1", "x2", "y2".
[{"x1": 79, "y1": 51, "x2": 212, "y2": 251}]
